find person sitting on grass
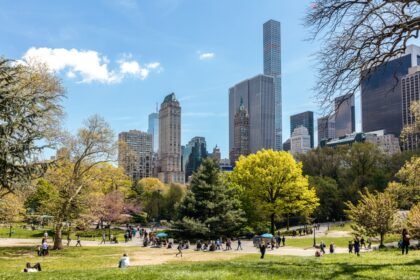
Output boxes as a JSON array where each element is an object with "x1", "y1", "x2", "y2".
[
  {"x1": 23, "y1": 262, "x2": 41, "y2": 273},
  {"x1": 41, "y1": 241, "x2": 49, "y2": 256},
  {"x1": 196, "y1": 240, "x2": 202, "y2": 251},
  {"x1": 118, "y1": 253, "x2": 130, "y2": 268},
  {"x1": 315, "y1": 250, "x2": 321, "y2": 257}
]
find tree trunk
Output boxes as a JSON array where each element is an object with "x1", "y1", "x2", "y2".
[
  {"x1": 53, "y1": 223, "x2": 64, "y2": 250},
  {"x1": 270, "y1": 213, "x2": 275, "y2": 234},
  {"x1": 287, "y1": 213, "x2": 290, "y2": 231},
  {"x1": 379, "y1": 233, "x2": 385, "y2": 248},
  {"x1": 108, "y1": 223, "x2": 111, "y2": 241}
]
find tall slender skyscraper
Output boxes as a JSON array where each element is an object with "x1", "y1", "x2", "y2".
[
  {"x1": 263, "y1": 19, "x2": 282, "y2": 150},
  {"x1": 334, "y1": 94, "x2": 355, "y2": 138},
  {"x1": 158, "y1": 93, "x2": 184, "y2": 184},
  {"x1": 148, "y1": 112, "x2": 159, "y2": 153},
  {"x1": 317, "y1": 116, "x2": 335, "y2": 145}
]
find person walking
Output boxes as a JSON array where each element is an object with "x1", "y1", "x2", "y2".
[
  {"x1": 259, "y1": 242, "x2": 266, "y2": 259},
  {"x1": 402, "y1": 228, "x2": 410, "y2": 255},
  {"x1": 236, "y1": 238, "x2": 243, "y2": 250},
  {"x1": 176, "y1": 242, "x2": 183, "y2": 257},
  {"x1": 354, "y1": 237, "x2": 360, "y2": 256},
  {"x1": 75, "y1": 235, "x2": 82, "y2": 247},
  {"x1": 67, "y1": 235, "x2": 72, "y2": 247},
  {"x1": 320, "y1": 241, "x2": 326, "y2": 255},
  {"x1": 282, "y1": 236, "x2": 286, "y2": 247},
  {"x1": 360, "y1": 237, "x2": 366, "y2": 249},
  {"x1": 100, "y1": 232, "x2": 106, "y2": 244},
  {"x1": 348, "y1": 240, "x2": 353, "y2": 253},
  {"x1": 329, "y1": 242, "x2": 335, "y2": 254}
]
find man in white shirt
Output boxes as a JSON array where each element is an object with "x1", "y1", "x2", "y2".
[{"x1": 118, "y1": 253, "x2": 130, "y2": 268}]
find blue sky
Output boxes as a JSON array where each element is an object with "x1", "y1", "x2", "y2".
[{"x1": 0, "y1": 0, "x2": 346, "y2": 158}]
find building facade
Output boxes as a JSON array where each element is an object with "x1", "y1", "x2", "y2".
[
  {"x1": 263, "y1": 19, "x2": 282, "y2": 150},
  {"x1": 158, "y1": 93, "x2": 184, "y2": 184},
  {"x1": 118, "y1": 130, "x2": 153, "y2": 181},
  {"x1": 211, "y1": 145, "x2": 221, "y2": 163},
  {"x1": 317, "y1": 115, "x2": 336, "y2": 145},
  {"x1": 290, "y1": 111, "x2": 314, "y2": 148},
  {"x1": 401, "y1": 66, "x2": 420, "y2": 150},
  {"x1": 282, "y1": 138, "x2": 291, "y2": 151},
  {"x1": 365, "y1": 130, "x2": 401, "y2": 155},
  {"x1": 183, "y1": 137, "x2": 208, "y2": 182},
  {"x1": 230, "y1": 100, "x2": 250, "y2": 165},
  {"x1": 148, "y1": 112, "x2": 159, "y2": 153},
  {"x1": 229, "y1": 74, "x2": 275, "y2": 164},
  {"x1": 290, "y1": 126, "x2": 311, "y2": 156},
  {"x1": 361, "y1": 44, "x2": 420, "y2": 136},
  {"x1": 335, "y1": 94, "x2": 355, "y2": 138}
]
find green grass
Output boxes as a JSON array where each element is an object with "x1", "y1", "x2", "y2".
[
  {"x1": 0, "y1": 246, "x2": 419, "y2": 279},
  {"x1": 0, "y1": 226, "x2": 125, "y2": 241}
]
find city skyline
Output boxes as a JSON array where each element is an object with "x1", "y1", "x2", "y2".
[{"x1": 1, "y1": 0, "x2": 378, "y2": 159}]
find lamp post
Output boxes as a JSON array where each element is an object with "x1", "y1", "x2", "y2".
[{"x1": 157, "y1": 189, "x2": 162, "y2": 226}]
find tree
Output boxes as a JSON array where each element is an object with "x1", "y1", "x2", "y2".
[
  {"x1": 175, "y1": 159, "x2": 246, "y2": 238},
  {"x1": 345, "y1": 190, "x2": 397, "y2": 247},
  {"x1": 407, "y1": 203, "x2": 420, "y2": 239},
  {"x1": 0, "y1": 193, "x2": 25, "y2": 223},
  {"x1": 297, "y1": 147, "x2": 342, "y2": 180},
  {"x1": 231, "y1": 149, "x2": 319, "y2": 234},
  {"x1": 401, "y1": 100, "x2": 420, "y2": 143},
  {"x1": 48, "y1": 115, "x2": 115, "y2": 250},
  {"x1": 134, "y1": 178, "x2": 168, "y2": 221},
  {"x1": 25, "y1": 179, "x2": 59, "y2": 216},
  {"x1": 309, "y1": 176, "x2": 342, "y2": 222},
  {"x1": 305, "y1": 1, "x2": 420, "y2": 111},
  {"x1": 162, "y1": 183, "x2": 186, "y2": 221},
  {"x1": 0, "y1": 59, "x2": 63, "y2": 198},
  {"x1": 385, "y1": 156, "x2": 420, "y2": 209}
]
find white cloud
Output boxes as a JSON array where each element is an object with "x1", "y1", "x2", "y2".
[
  {"x1": 21, "y1": 47, "x2": 161, "y2": 84},
  {"x1": 198, "y1": 52, "x2": 215, "y2": 60}
]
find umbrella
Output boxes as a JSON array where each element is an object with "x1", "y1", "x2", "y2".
[
  {"x1": 260, "y1": 233, "x2": 273, "y2": 238},
  {"x1": 156, "y1": 232, "x2": 168, "y2": 238}
]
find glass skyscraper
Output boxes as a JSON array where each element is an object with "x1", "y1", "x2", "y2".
[
  {"x1": 148, "y1": 112, "x2": 159, "y2": 153},
  {"x1": 334, "y1": 94, "x2": 355, "y2": 138},
  {"x1": 263, "y1": 19, "x2": 282, "y2": 150},
  {"x1": 290, "y1": 111, "x2": 314, "y2": 148}
]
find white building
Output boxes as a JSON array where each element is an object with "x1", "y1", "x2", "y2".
[
  {"x1": 290, "y1": 126, "x2": 311, "y2": 156},
  {"x1": 365, "y1": 130, "x2": 401, "y2": 155}
]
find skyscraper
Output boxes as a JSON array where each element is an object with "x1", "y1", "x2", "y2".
[
  {"x1": 335, "y1": 94, "x2": 355, "y2": 138},
  {"x1": 183, "y1": 136, "x2": 208, "y2": 181},
  {"x1": 290, "y1": 126, "x2": 311, "y2": 156},
  {"x1": 118, "y1": 130, "x2": 153, "y2": 181},
  {"x1": 317, "y1": 116, "x2": 335, "y2": 145},
  {"x1": 263, "y1": 19, "x2": 282, "y2": 150},
  {"x1": 229, "y1": 74, "x2": 275, "y2": 163},
  {"x1": 230, "y1": 99, "x2": 250, "y2": 165},
  {"x1": 158, "y1": 93, "x2": 184, "y2": 184},
  {"x1": 361, "y1": 44, "x2": 420, "y2": 136},
  {"x1": 290, "y1": 111, "x2": 314, "y2": 148},
  {"x1": 212, "y1": 145, "x2": 221, "y2": 163},
  {"x1": 401, "y1": 66, "x2": 420, "y2": 150},
  {"x1": 148, "y1": 112, "x2": 159, "y2": 153}
]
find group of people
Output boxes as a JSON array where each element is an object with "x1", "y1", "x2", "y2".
[{"x1": 348, "y1": 236, "x2": 370, "y2": 256}]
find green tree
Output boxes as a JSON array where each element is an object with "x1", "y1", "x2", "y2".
[
  {"x1": 0, "y1": 59, "x2": 63, "y2": 198},
  {"x1": 309, "y1": 176, "x2": 342, "y2": 222},
  {"x1": 231, "y1": 149, "x2": 319, "y2": 234},
  {"x1": 135, "y1": 178, "x2": 168, "y2": 221},
  {"x1": 345, "y1": 190, "x2": 397, "y2": 247},
  {"x1": 162, "y1": 183, "x2": 186, "y2": 221},
  {"x1": 175, "y1": 159, "x2": 246, "y2": 238},
  {"x1": 25, "y1": 179, "x2": 59, "y2": 216},
  {"x1": 0, "y1": 193, "x2": 25, "y2": 223},
  {"x1": 407, "y1": 203, "x2": 420, "y2": 239}
]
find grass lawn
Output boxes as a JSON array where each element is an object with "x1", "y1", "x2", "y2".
[{"x1": 0, "y1": 246, "x2": 419, "y2": 279}]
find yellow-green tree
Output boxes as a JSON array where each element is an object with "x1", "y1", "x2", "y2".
[
  {"x1": 230, "y1": 149, "x2": 319, "y2": 234},
  {"x1": 407, "y1": 203, "x2": 420, "y2": 239},
  {"x1": 135, "y1": 178, "x2": 168, "y2": 221}
]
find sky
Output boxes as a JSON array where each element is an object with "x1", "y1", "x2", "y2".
[{"x1": 0, "y1": 0, "x2": 349, "y2": 158}]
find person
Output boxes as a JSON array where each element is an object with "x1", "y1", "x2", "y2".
[
  {"x1": 259, "y1": 242, "x2": 266, "y2": 259},
  {"x1": 118, "y1": 253, "x2": 130, "y2": 268},
  {"x1": 75, "y1": 235, "x2": 82, "y2": 247},
  {"x1": 402, "y1": 228, "x2": 410, "y2": 255},
  {"x1": 320, "y1": 241, "x2": 326, "y2": 255},
  {"x1": 43, "y1": 232, "x2": 48, "y2": 240},
  {"x1": 282, "y1": 236, "x2": 286, "y2": 247},
  {"x1": 67, "y1": 235, "x2": 72, "y2": 246},
  {"x1": 354, "y1": 236, "x2": 360, "y2": 256},
  {"x1": 36, "y1": 245, "x2": 42, "y2": 256},
  {"x1": 360, "y1": 237, "x2": 366, "y2": 249},
  {"x1": 329, "y1": 242, "x2": 334, "y2": 254},
  {"x1": 124, "y1": 231, "x2": 129, "y2": 243},
  {"x1": 270, "y1": 238, "x2": 275, "y2": 250},
  {"x1": 176, "y1": 242, "x2": 183, "y2": 257},
  {"x1": 196, "y1": 240, "x2": 202, "y2": 251},
  {"x1": 315, "y1": 250, "x2": 321, "y2": 257},
  {"x1": 100, "y1": 232, "x2": 106, "y2": 244},
  {"x1": 275, "y1": 235, "x2": 280, "y2": 248},
  {"x1": 236, "y1": 238, "x2": 243, "y2": 250},
  {"x1": 41, "y1": 241, "x2": 49, "y2": 256},
  {"x1": 348, "y1": 240, "x2": 353, "y2": 253},
  {"x1": 226, "y1": 239, "x2": 232, "y2": 250},
  {"x1": 367, "y1": 237, "x2": 372, "y2": 250},
  {"x1": 23, "y1": 262, "x2": 42, "y2": 273}
]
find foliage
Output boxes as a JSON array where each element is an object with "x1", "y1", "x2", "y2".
[
  {"x1": 407, "y1": 203, "x2": 420, "y2": 239},
  {"x1": 162, "y1": 183, "x2": 186, "y2": 221},
  {"x1": 401, "y1": 101, "x2": 420, "y2": 142},
  {"x1": 345, "y1": 190, "x2": 398, "y2": 247},
  {"x1": 175, "y1": 159, "x2": 246, "y2": 238},
  {"x1": 305, "y1": 0, "x2": 420, "y2": 111},
  {"x1": 25, "y1": 179, "x2": 59, "y2": 216},
  {"x1": 231, "y1": 149, "x2": 319, "y2": 233},
  {"x1": 0, "y1": 59, "x2": 64, "y2": 198},
  {"x1": 134, "y1": 177, "x2": 168, "y2": 221},
  {"x1": 0, "y1": 193, "x2": 25, "y2": 223},
  {"x1": 385, "y1": 156, "x2": 420, "y2": 209},
  {"x1": 309, "y1": 176, "x2": 342, "y2": 221}
]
